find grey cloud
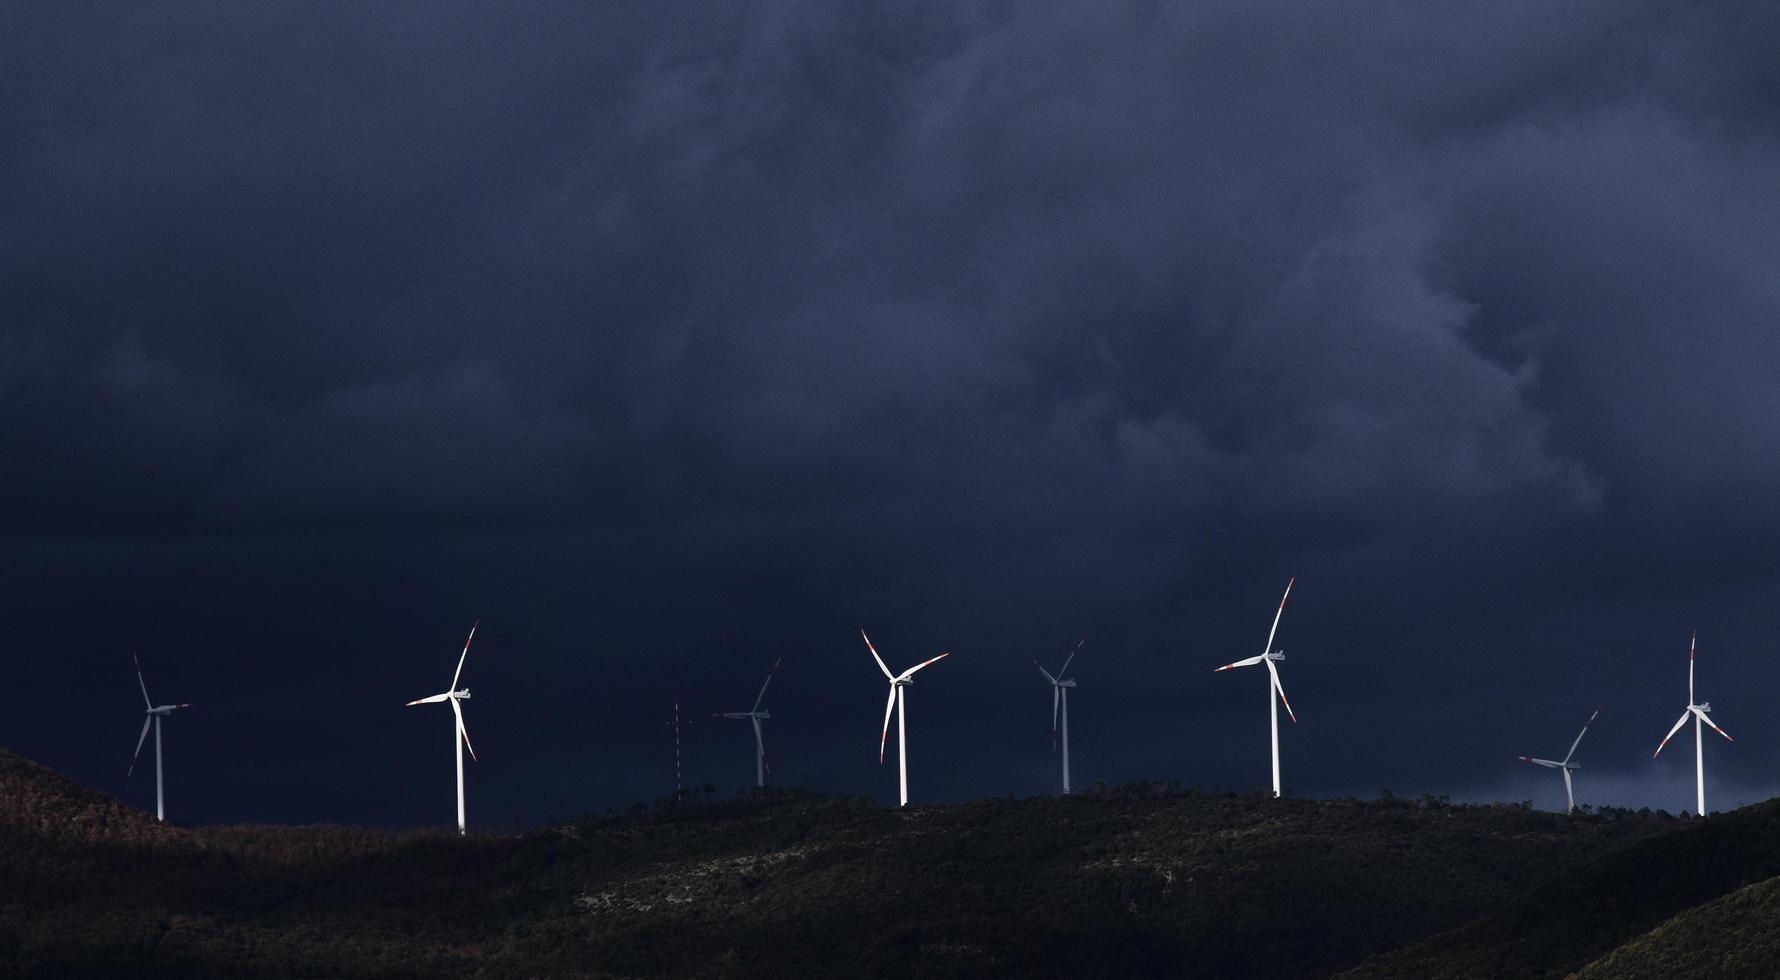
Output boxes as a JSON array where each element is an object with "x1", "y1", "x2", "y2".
[{"x1": 3, "y1": 0, "x2": 1778, "y2": 823}]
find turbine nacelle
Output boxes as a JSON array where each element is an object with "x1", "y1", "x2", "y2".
[
  {"x1": 1694, "y1": 702, "x2": 1710, "y2": 713},
  {"x1": 1520, "y1": 758, "x2": 1581, "y2": 771},
  {"x1": 1266, "y1": 651, "x2": 1285, "y2": 661},
  {"x1": 146, "y1": 704, "x2": 191, "y2": 716}
]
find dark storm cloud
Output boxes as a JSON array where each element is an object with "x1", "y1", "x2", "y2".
[{"x1": 2, "y1": 0, "x2": 1778, "y2": 824}]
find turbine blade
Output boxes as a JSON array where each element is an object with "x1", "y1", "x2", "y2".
[
  {"x1": 1265, "y1": 657, "x2": 1297, "y2": 723},
  {"x1": 133, "y1": 654, "x2": 153, "y2": 708},
  {"x1": 878, "y1": 685, "x2": 897, "y2": 763},
  {"x1": 451, "y1": 697, "x2": 477, "y2": 762},
  {"x1": 862, "y1": 630, "x2": 894, "y2": 680},
  {"x1": 751, "y1": 657, "x2": 784, "y2": 713},
  {"x1": 1214, "y1": 654, "x2": 1267, "y2": 672},
  {"x1": 1034, "y1": 661, "x2": 1057, "y2": 684},
  {"x1": 1519, "y1": 756, "x2": 1562, "y2": 768},
  {"x1": 1692, "y1": 706, "x2": 1733, "y2": 742},
  {"x1": 406, "y1": 693, "x2": 452, "y2": 705},
  {"x1": 1261, "y1": 577, "x2": 1294, "y2": 655},
  {"x1": 1058, "y1": 640, "x2": 1083, "y2": 678},
  {"x1": 450, "y1": 620, "x2": 478, "y2": 693},
  {"x1": 1654, "y1": 710, "x2": 1691, "y2": 757},
  {"x1": 1051, "y1": 685, "x2": 1060, "y2": 751},
  {"x1": 1562, "y1": 707, "x2": 1600, "y2": 765},
  {"x1": 128, "y1": 716, "x2": 152, "y2": 777},
  {"x1": 752, "y1": 716, "x2": 768, "y2": 774},
  {"x1": 1688, "y1": 630, "x2": 1695, "y2": 705},
  {"x1": 899, "y1": 652, "x2": 950, "y2": 680},
  {"x1": 1563, "y1": 767, "x2": 1575, "y2": 812}
]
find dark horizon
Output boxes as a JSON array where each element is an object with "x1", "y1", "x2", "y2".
[{"x1": 5, "y1": 0, "x2": 1780, "y2": 831}]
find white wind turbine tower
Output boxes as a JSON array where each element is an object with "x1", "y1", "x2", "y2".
[
  {"x1": 668, "y1": 696, "x2": 687, "y2": 795},
  {"x1": 1034, "y1": 641, "x2": 1082, "y2": 795},
  {"x1": 1653, "y1": 631, "x2": 1733, "y2": 816},
  {"x1": 128, "y1": 654, "x2": 192, "y2": 822},
  {"x1": 1214, "y1": 578, "x2": 1298, "y2": 798},
  {"x1": 1518, "y1": 707, "x2": 1599, "y2": 813},
  {"x1": 717, "y1": 657, "x2": 783, "y2": 788},
  {"x1": 405, "y1": 621, "x2": 480, "y2": 835},
  {"x1": 862, "y1": 630, "x2": 949, "y2": 807}
]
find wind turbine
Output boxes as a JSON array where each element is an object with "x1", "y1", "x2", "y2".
[
  {"x1": 1518, "y1": 707, "x2": 1599, "y2": 813},
  {"x1": 1654, "y1": 631, "x2": 1733, "y2": 816},
  {"x1": 405, "y1": 621, "x2": 479, "y2": 835},
  {"x1": 668, "y1": 695, "x2": 687, "y2": 796},
  {"x1": 1214, "y1": 578, "x2": 1297, "y2": 798},
  {"x1": 1034, "y1": 641, "x2": 1082, "y2": 795},
  {"x1": 716, "y1": 657, "x2": 782, "y2": 788},
  {"x1": 862, "y1": 630, "x2": 948, "y2": 807},
  {"x1": 128, "y1": 654, "x2": 192, "y2": 822}
]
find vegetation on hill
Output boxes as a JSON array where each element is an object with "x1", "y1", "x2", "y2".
[
  {"x1": 0, "y1": 749, "x2": 1729, "y2": 978},
  {"x1": 0, "y1": 748, "x2": 176, "y2": 845},
  {"x1": 498, "y1": 787, "x2": 1673, "y2": 979},
  {"x1": 1574, "y1": 872, "x2": 1780, "y2": 978},
  {"x1": 1336, "y1": 798, "x2": 1780, "y2": 979}
]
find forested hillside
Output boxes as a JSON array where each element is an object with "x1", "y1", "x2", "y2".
[
  {"x1": 4, "y1": 748, "x2": 1759, "y2": 978},
  {"x1": 1341, "y1": 795, "x2": 1780, "y2": 979}
]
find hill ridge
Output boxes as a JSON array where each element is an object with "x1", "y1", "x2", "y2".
[
  {"x1": 1338, "y1": 797, "x2": 1780, "y2": 979},
  {"x1": 3, "y1": 747, "x2": 1763, "y2": 978}
]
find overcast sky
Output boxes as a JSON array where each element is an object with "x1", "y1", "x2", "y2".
[{"x1": 4, "y1": 0, "x2": 1779, "y2": 828}]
